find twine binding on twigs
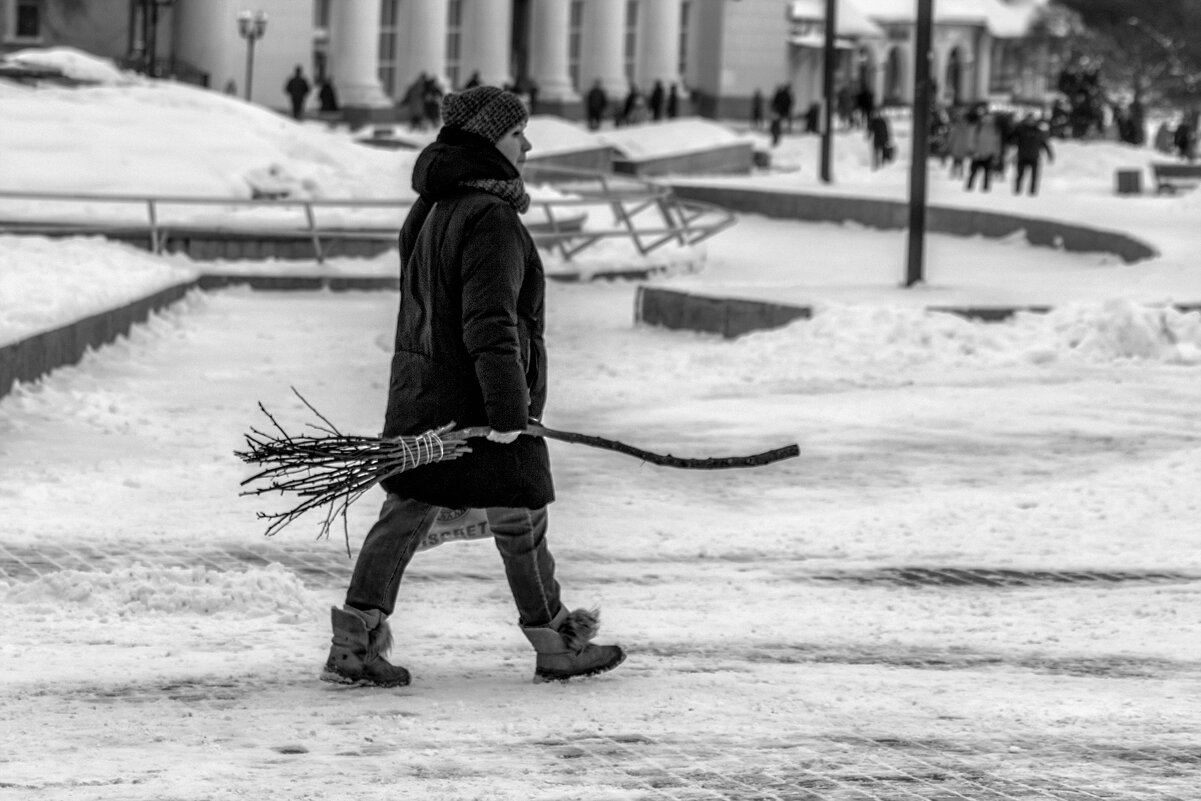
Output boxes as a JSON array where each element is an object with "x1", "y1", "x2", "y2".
[{"x1": 236, "y1": 388, "x2": 799, "y2": 550}]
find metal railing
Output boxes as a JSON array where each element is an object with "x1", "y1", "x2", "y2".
[{"x1": 0, "y1": 167, "x2": 736, "y2": 265}]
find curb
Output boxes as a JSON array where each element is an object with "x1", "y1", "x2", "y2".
[
  {"x1": 1, "y1": 280, "x2": 197, "y2": 398},
  {"x1": 666, "y1": 184, "x2": 1160, "y2": 264},
  {"x1": 0, "y1": 264, "x2": 668, "y2": 402},
  {"x1": 636, "y1": 285, "x2": 1201, "y2": 339}
]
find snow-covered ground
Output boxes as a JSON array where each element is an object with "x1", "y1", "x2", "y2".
[{"x1": 1, "y1": 49, "x2": 1200, "y2": 799}]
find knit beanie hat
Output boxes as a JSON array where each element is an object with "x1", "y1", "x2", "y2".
[{"x1": 441, "y1": 86, "x2": 529, "y2": 144}]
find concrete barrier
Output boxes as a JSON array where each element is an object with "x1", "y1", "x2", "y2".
[
  {"x1": 1, "y1": 281, "x2": 196, "y2": 398},
  {"x1": 666, "y1": 185, "x2": 1159, "y2": 264},
  {"x1": 529, "y1": 146, "x2": 615, "y2": 173},
  {"x1": 637, "y1": 184, "x2": 1182, "y2": 339},
  {"x1": 614, "y1": 143, "x2": 755, "y2": 178},
  {"x1": 635, "y1": 286, "x2": 811, "y2": 339}
]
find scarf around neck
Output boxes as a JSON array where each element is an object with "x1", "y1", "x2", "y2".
[{"x1": 460, "y1": 176, "x2": 531, "y2": 214}]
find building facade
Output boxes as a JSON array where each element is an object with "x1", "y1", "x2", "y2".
[{"x1": 3, "y1": 0, "x2": 1054, "y2": 122}]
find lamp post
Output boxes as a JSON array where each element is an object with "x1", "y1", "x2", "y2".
[
  {"x1": 904, "y1": 0, "x2": 934, "y2": 288},
  {"x1": 237, "y1": 10, "x2": 268, "y2": 101},
  {"x1": 820, "y1": 0, "x2": 837, "y2": 183}
]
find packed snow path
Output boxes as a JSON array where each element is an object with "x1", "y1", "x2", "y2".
[{"x1": 1, "y1": 285, "x2": 1199, "y2": 800}]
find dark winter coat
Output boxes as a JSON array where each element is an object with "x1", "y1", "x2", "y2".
[
  {"x1": 1010, "y1": 120, "x2": 1053, "y2": 163},
  {"x1": 379, "y1": 128, "x2": 553, "y2": 509},
  {"x1": 285, "y1": 74, "x2": 310, "y2": 102}
]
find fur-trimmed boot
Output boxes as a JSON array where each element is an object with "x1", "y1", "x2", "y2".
[
  {"x1": 521, "y1": 607, "x2": 626, "y2": 684},
  {"x1": 320, "y1": 606, "x2": 411, "y2": 687}
]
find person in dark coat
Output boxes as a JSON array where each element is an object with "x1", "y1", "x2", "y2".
[
  {"x1": 649, "y1": 80, "x2": 665, "y2": 121},
  {"x1": 321, "y1": 85, "x2": 625, "y2": 688},
  {"x1": 666, "y1": 83, "x2": 679, "y2": 119},
  {"x1": 284, "y1": 65, "x2": 310, "y2": 120},
  {"x1": 867, "y1": 111, "x2": 892, "y2": 169},
  {"x1": 585, "y1": 79, "x2": 608, "y2": 130},
  {"x1": 1009, "y1": 113, "x2": 1054, "y2": 196},
  {"x1": 750, "y1": 88, "x2": 764, "y2": 130},
  {"x1": 1176, "y1": 117, "x2": 1197, "y2": 162},
  {"x1": 317, "y1": 77, "x2": 339, "y2": 114}
]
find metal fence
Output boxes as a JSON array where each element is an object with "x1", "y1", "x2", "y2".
[{"x1": 0, "y1": 167, "x2": 735, "y2": 264}]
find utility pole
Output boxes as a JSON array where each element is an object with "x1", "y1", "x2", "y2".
[
  {"x1": 820, "y1": 0, "x2": 837, "y2": 183},
  {"x1": 905, "y1": 0, "x2": 933, "y2": 287}
]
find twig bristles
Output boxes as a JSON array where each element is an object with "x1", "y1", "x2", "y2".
[{"x1": 235, "y1": 389, "x2": 469, "y2": 548}]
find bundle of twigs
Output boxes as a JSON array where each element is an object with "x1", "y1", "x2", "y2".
[{"x1": 237, "y1": 389, "x2": 799, "y2": 545}]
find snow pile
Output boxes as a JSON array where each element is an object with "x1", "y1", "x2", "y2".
[
  {"x1": 0, "y1": 79, "x2": 410, "y2": 198},
  {"x1": 0, "y1": 235, "x2": 197, "y2": 345},
  {"x1": 598, "y1": 117, "x2": 754, "y2": 159},
  {"x1": 2, "y1": 46, "x2": 132, "y2": 84},
  {"x1": 736, "y1": 300, "x2": 1201, "y2": 374},
  {"x1": 2, "y1": 563, "x2": 318, "y2": 617},
  {"x1": 528, "y1": 115, "x2": 608, "y2": 156},
  {"x1": 1022, "y1": 300, "x2": 1201, "y2": 364}
]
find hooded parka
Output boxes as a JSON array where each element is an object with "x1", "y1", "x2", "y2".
[{"x1": 378, "y1": 128, "x2": 553, "y2": 509}]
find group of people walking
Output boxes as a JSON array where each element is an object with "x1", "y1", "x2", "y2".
[
  {"x1": 941, "y1": 105, "x2": 1054, "y2": 196},
  {"x1": 282, "y1": 65, "x2": 339, "y2": 120},
  {"x1": 584, "y1": 79, "x2": 683, "y2": 131},
  {"x1": 1153, "y1": 115, "x2": 1199, "y2": 163}
]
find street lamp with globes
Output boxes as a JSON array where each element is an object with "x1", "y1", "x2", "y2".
[{"x1": 237, "y1": 10, "x2": 268, "y2": 101}]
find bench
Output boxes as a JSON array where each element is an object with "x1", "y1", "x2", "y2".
[{"x1": 1150, "y1": 162, "x2": 1201, "y2": 194}]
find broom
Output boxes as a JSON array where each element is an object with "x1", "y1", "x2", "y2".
[{"x1": 237, "y1": 389, "x2": 799, "y2": 546}]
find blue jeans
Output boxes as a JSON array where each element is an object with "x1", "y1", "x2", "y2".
[{"x1": 344, "y1": 494, "x2": 562, "y2": 628}]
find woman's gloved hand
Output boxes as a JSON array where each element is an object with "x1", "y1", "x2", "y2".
[{"x1": 486, "y1": 429, "x2": 522, "y2": 444}]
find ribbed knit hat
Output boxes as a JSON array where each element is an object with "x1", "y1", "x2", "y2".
[{"x1": 441, "y1": 86, "x2": 529, "y2": 144}]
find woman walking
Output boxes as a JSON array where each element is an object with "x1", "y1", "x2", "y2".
[{"x1": 321, "y1": 86, "x2": 625, "y2": 687}]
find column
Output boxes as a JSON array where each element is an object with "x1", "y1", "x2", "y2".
[
  {"x1": 528, "y1": 0, "x2": 576, "y2": 102},
  {"x1": 460, "y1": 0, "x2": 512, "y2": 88},
  {"x1": 328, "y1": 0, "x2": 391, "y2": 108},
  {"x1": 931, "y1": 43, "x2": 947, "y2": 105},
  {"x1": 401, "y1": 0, "x2": 450, "y2": 89},
  {"x1": 636, "y1": 0, "x2": 682, "y2": 89},
  {"x1": 173, "y1": 0, "x2": 238, "y2": 95},
  {"x1": 974, "y1": 31, "x2": 993, "y2": 102},
  {"x1": 579, "y1": 0, "x2": 626, "y2": 97}
]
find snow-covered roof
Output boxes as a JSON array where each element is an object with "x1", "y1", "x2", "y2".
[
  {"x1": 788, "y1": 0, "x2": 884, "y2": 39},
  {"x1": 849, "y1": 0, "x2": 1042, "y2": 37}
]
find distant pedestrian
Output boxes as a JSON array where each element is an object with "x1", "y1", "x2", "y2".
[
  {"x1": 751, "y1": 89, "x2": 764, "y2": 130},
  {"x1": 585, "y1": 79, "x2": 608, "y2": 131},
  {"x1": 966, "y1": 111, "x2": 1002, "y2": 192},
  {"x1": 867, "y1": 111, "x2": 892, "y2": 169},
  {"x1": 649, "y1": 80, "x2": 665, "y2": 121},
  {"x1": 422, "y1": 74, "x2": 444, "y2": 129},
  {"x1": 1009, "y1": 113, "x2": 1054, "y2": 196},
  {"x1": 403, "y1": 72, "x2": 429, "y2": 129},
  {"x1": 836, "y1": 85, "x2": 854, "y2": 129},
  {"x1": 771, "y1": 84, "x2": 794, "y2": 133},
  {"x1": 769, "y1": 113, "x2": 783, "y2": 148},
  {"x1": 318, "y1": 77, "x2": 339, "y2": 114},
  {"x1": 621, "y1": 82, "x2": 646, "y2": 125},
  {"x1": 666, "y1": 84, "x2": 680, "y2": 119},
  {"x1": 1154, "y1": 120, "x2": 1175, "y2": 155},
  {"x1": 855, "y1": 84, "x2": 875, "y2": 128},
  {"x1": 804, "y1": 103, "x2": 820, "y2": 134},
  {"x1": 1175, "y1": 117, "x2": 1197, "y2": 162},
  {"x1": 284, "y1": 65, "x2": 311, "y2": 120},
  {"x1": 945, "y1": 109, "x2": 971, "y2": 178}
]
